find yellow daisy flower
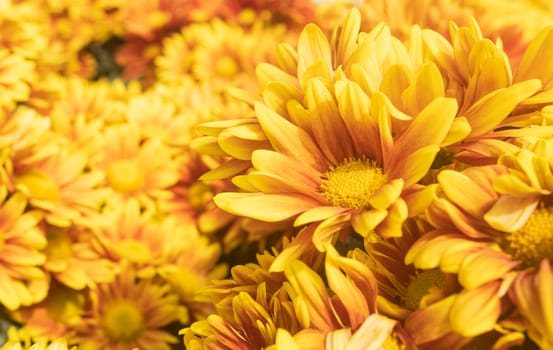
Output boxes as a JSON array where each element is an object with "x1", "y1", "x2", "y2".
[
  {"x1": 75, "y1": 267, "x2": 186, "y2": 350},
  {"x1": 93, "y1": 198, "x2": 179, "y2": 276},
  {"x1": 14, "y1": 145, "x2": 108, "y2": 228},
  {"x1": 415, "y1": 19, "x2": 553, "y2": 167},
  {"x1": 97, "y1": 124, "x2": 180, "y2": 209},
  {"x1": 0, "y1": 188, "x2": 48, "y2": 311},
  {"x1": 406, "y1": 146, "x2": 553, "y2": 347},
  {"x1": 156, "y1": 18, "x2": 286, "y2": 92},
  {"x1": 274, "y1": 245, "x2": 412, "y2": 349},
  {"x1": 202, "y1": 9, "x2": 457, "y2": 261},
  {"x1": 93, "y1": 197, "x2": 225, "y2": 318},
  {"x1": 41, "y1": 223, "x2": 118, "y2": 291},
  {"x1": 182, "y1": 250, "x2": 296, "y2": 349}
]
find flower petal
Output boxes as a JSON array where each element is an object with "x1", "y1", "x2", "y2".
[
  {"x1": 255, "y1": 102, "x2": 328, "y2": 172},
  {"x1": 450, "y1": 282, "x2": 502, "y2": 337},
  {"x1": 213, "y1": 192, "x2": 318, "y2": 222}
]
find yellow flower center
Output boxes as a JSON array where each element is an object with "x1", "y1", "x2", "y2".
[
  {"x1": 187, "y1": 181, "x2": 213, "y2": 211},
  {"x1": 44, "y1": 227, "x2": 73, "y2": 260},
  {"x1": 101, "y1": 300, "x2": 144, "y2": 343},
  {"x1": 382, "y1": 333, "x2": 406, "y2": 350},
  {"x1": 106, "y1": 160, "x2": 145, "y2": 194},
  {"x1": 500, "y1": 206, "x2": 553, "y2": 268},
  {"x1": 215, "y1": 55, "x2": 239, "y2": 77},
  {"x1": 16, "y1": 170, "x2": 60, "y2": 202},
  {"x1": 117, "y1": 239, "x2": 152, "y2": 263},
  {"x1": 320, "y1": 158, "x2": 387, "y2": 209},
  {"x1": 404, "y1": 269, "x2": 445, "y2": 310}
]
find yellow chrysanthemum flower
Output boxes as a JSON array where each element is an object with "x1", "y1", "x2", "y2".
[
  {"x1": 41, "y1": 223, "x2": 118, "y2": 291},
  {"x1": 97, "y1": 123, "x2": 180, "y2": 209},
  {"x1": 14, "y1": 145, "x2": 108, "y2": 228},
  {"x1": 156, "y1": 18, "x2": 286, "y2": 92},
  {"x1": 0, "y1": 188, "x2": 48, "y2": 311},
  {"x1": 406, "y1": 143, "x2": 553, "y2": 347},
  {"x1": 182, "y1": 250, "x2": 297, "y2": 349},
  {"x1": 196, "y1": 9, "x2": 458, "y2": 265},
  {"x1": 184, "y1": 240, "x2": 416, "y2": 349},
  {"x1": 75, "y1": 267, "x2": 186, "y2": 350},
  {"x1": 412, "y1": 19, "x2": 553, "y2": 167}
]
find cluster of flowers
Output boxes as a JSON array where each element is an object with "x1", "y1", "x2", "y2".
[{"x1": 1, "y1": 0, "x2": 553, "y2": 349}]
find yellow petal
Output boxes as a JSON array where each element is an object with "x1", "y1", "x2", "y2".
[
  {"x1": 450, "y1": 282, "x2": 502, "y2": 337},
  {"x1": 294, "y1": 206, "x2": 349, "y2": 226},
  {"x1": 276, "y1": 42, "x2": 298, "y2": 76},
  {"x1": 255, "y1": 102, "x2": 328, "y2": 172},
  {"x1": 270, "y1": 225, "x2": 315, "y2": 272},
  {"x1": 514, "y1": 26, "x2": 553, "y2": 86},
  {"x1": 484, "y1": 195, "x2": 539, "y2": 232},
  {"x1": 213, "y1": 192, "x2": 317, "y2": 222},
  {"x1": 285, "y1": 259, "x2": 339, "y2": 331},
  {"x1": 335, "y1": 79, "x2": 381, "y2": 160},
  {"x1": 252, "y1": 150, "x2": 321, "y2": 190},
  {"x1": 464, "y1": 79, "x2": 542, "y2": 137},
  {"x1": 441, "y1": 116, "x2": 471, "y2": 147},
  {"x1": 458, "y1": 249, "x2": 519, "y2": 289},
  {"x1": 351, "y1": 209, "x2": 387, "y2": 237},
  {"x1": 305, "y1": 78, "x2": 354, "y2": 164},
  {"x1": 367, "y1": 178, "x2": 404, "y2": 210},
  {"x1": 199, "y1": 159, "x2": 250, "y2": 181},
  {"x1": 375, "y1": 199, "x2": 408, "y2": 238},
  {"x1": 438, "y1": 169, "x2": 496, "y2": 218},
  {"x1": 297, "y1": 24, "x2": 332, "y2": 80},
  {"x1": 334, "y1": 8, "x2": 361, "y2": 66}
]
